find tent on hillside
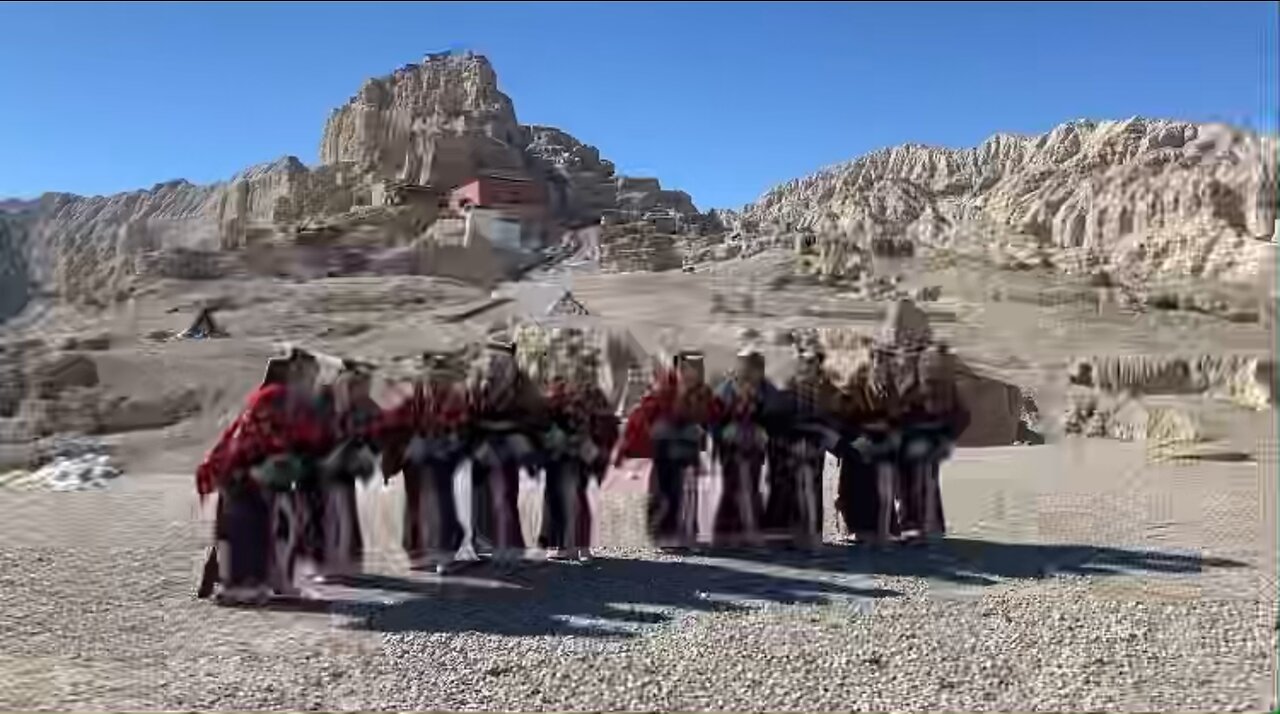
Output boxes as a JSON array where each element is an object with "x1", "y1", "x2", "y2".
[
  {"x1": 546, "y1": 290, "x2": 591, "y2": 317},
  {"x1": 179, "y1": 307, "x2": 228, "y2": 340}
]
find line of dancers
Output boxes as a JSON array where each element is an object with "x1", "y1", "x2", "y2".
[{"x1": 194, "y1": 329, "x2": 969, "y2": 606}]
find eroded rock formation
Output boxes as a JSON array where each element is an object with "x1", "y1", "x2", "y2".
[
  {"x1": 735, "y1": 118, "x2": 1277, "y2": 293},
  {"x1": 0, "y1": 52, "x2": 703, "y2": 321}
]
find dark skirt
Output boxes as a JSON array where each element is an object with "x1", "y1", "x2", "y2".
[
  {"x1": 212, "y1": 478, "x2": 272, "y2": 592},
  {"x1": 538, "y1": 458, "x2": 592, "y2": 551},
  {"x1": 836, "y1": 434, "x2": 901, "y2": 541},
  {"x1": 763, "y1": 435, "x2": 827, "y2": 545},
  {"x1": 209, "y1": 478, "x2": 305, "y2": 597},
  {"x1": 898, "y1": 431, "x2": 950, "y2": 537},
  {"x1": 314, "y1": 481, "x2": 363, "y2": 575},
  {"x1": 647, "y1": 440, "x2": 701, "y2": 547},
  {"x1": 471, "y1": 433, "x2": 530, "y2": 556},
  {"x1": 403, "y1": 457, "x2": 465, "y2": 564},
  {"x1": 713, "y1": 448, "x2": 765, "y2": 546}
]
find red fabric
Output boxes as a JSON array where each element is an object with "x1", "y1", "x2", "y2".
[
  {"x1": 379, "y1": 382, "x2": 472, "y2": 446},
  {"x1": 618, "y1": 369, "x2": 721, "y2": 460},
  {"x1": 195, "y1": 384, "x2": 329, "y2": 498},
  {"x1": 546, "y1": 378, "x2": 618, "y2": 456}
]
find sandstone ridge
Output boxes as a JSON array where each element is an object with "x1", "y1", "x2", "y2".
[
  {"x1": 727, "y1": 118, "x2": 1277, "y2": 297},
  {"x1": 0, "y1": 52, "x2": 702, "y2": 323}
]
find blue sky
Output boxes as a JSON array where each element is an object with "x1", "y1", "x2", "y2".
[{"x1": 0, "y1": 1, "x2": 1275, "y2": 209}]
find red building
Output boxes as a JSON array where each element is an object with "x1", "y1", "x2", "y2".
[{"x1": 450, "y1": 172, "x2": 545, "y2": 212}]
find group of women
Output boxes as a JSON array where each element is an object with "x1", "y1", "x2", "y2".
[{"x1": 193, "y1": 328, "x2": 969, "y2": 607}]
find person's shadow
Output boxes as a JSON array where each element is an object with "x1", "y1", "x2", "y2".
[
  {"x1": 715, "y1": 537, "x2": 1249, "y2": 587},
  {"x1": 326, "y1": 555, "x2": 901, "y2": 638},
  {"x1": 243, "y1": 537, "x2": 1249, "y2": 636}
]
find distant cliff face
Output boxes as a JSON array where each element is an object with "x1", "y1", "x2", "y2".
[
  {"x1": 320, "y1": 53, "x2": 524, "y2": 189},
  {"x1": 0, "y1": 211, "x2": 33, "y2": 323},
  {"x1": 733, "y1": 118, "x2": 1278, "y2": 288},
  {"x1": 0, "y1": 52, "x2": 702, "y2": 321}
]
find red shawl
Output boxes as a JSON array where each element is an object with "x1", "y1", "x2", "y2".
[
  {"x1": 378, "y1": 382, "x2": 472, "y2": 476},
  {"x1": 618, "y1": 369, "x2": 721, "y2": 460},
  {"x1": 194, "y1": 384, "x2": 329, "y2": 499},
  {"x1": 546, "y1": 378, "x2": 618, "y2": 451}
]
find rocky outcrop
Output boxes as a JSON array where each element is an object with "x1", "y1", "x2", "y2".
[
  {"x1": 598, "y1": 222, "x2": 683, "y2": 273},
  {"x1": 737, "y1": 118, "x2": 1277, "y2": 292},
  {"x1": 0, "y1": 212, "x2": 33, "y2": 323},
  {"x1": 320, "y1": 53, "x2": 525, "y2": 189},
  {"x1": 1, "y1": 52, "x2": 704, "y2": 319},
  {"x1": 1068, "y1": 354, "x2": 1274, "y2": 410}
]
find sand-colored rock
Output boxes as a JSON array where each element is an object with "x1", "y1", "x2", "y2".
[
  {"x1": 1068, "y1": 354, "x2": 1274, "y2": 410},
  {"x1": 31, "y1": 353, "x2": 99, "y2": 399},
  {"x1": 736, "y1": 118, "x2": 1277, "y2": 293}
]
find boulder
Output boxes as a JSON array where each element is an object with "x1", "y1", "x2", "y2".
[{"x1": 32, "y1": 354, "x2": 99, "y2": 399}]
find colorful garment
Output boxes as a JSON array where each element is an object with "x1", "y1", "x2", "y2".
[
  {"x1": 710, "y1": 375, "x2": 780, "y2": 547},
  {"x1": 195, "y1": 384, "x2": 329, "y2": 499},
  {"x1": 469, "y1": 364, "x2": 547, "y2": 561},
  {"x1": 381, "y1": 381, "x2": 473, "y2": 566},
  {"x1": 195, "y1": 383, "x2": 329, "y2": 602},
  {"x1": 764, "y1": 373, "x2": 841, "y2": 546},
  {"x1": 897, "y1": 383, "x2": 970, "y2": 541},
  {"x1": 538, "y1": 377, "x2": 618, "y2": 554},
  {"x1": 621, "y1": 369, "x2": 721, "y2": 548},
  {"x1": 834, "y1": 372, "x2": 903, "y2": 544}
]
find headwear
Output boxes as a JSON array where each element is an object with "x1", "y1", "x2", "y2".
[
  {"x1": 485, "y1": 335, "x2": 516, "y2": 355},
  {"x1": 341, "y1": 358, "x2": 376, "y2": 377},
  {"x1": 673, "y1": 350, "x2": 704, "y2": 368},
  {"x1": 261, "y1": 346, "x2": 316, "y2": 386}
]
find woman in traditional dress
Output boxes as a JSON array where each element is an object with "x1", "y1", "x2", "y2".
[
  {"x1": 897, "y1": 343, "x2": 969, "y2": 545},
  {"x1": 834, "y1": 348, "x2": 903, "y2": 546},
  {"x1": 195, "y1": 348, "x2": 328, "y2": 605},
  {"x1": 617, "y1": 350, "x2": 719, "y2": 552},
  {"x1": 381, "y1": 351, "x2": 473, "y2": 574},
  {"x1": 468, "y1": 336, "x2": 548, "y2": 568},
  {"x1": 710, "y1": 349, "x2": 779, "y2": 549},
  {"x1": 538, "y1": 346, "x2": 618, "y2": 562},
  {"x1": 305, "y1": 360, "x2": 383, "y2": 580},
  {"x1": 763, "y1": 338, "x2": 842, "y2": 548}
]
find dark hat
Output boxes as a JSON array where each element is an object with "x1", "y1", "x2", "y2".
[
  {"x1": 673, "y1": 349, "x2": 705, "y2": 368},
  {"x1": 485, "y1": 336, "x2": 516, "y2": 354},
  {"x1": 341, "y1": 358, "x2": 376, "y2": 375}
]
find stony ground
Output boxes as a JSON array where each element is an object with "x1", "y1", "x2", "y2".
[
  {"x1": 1, "y1": 267, "x2": 1276, "y2": 711},
  {"x1": 0, "y1": 437, "x2": 1275, "y2": 712}
]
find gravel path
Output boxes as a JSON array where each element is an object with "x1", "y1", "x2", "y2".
[{"x1": 0, "y1": 441, "x2": 1275, "y2": 712}]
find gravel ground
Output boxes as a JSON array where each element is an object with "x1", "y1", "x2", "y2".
[{"x1": 0, "y1": 443, "x2": 1276, "y2": 712}]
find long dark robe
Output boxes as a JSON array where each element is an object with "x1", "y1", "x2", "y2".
[
  {"x1": 538, "y1": 380, "x2": 616, "y2": 553},
  {"x1": 897, "y1": 393, "x2": 968, "y2": 539},
  {"x1": 380, "y1": 381, "x2": 472, "y2": 565},
  {"x1": 196, "y1": 384, "x2": 328, "y2": 600},
  {"x1": 711, "y1": 378, "x2": 780, "y2": 547},
  {"x1": 834, "y1": 376, "x2": 902, "y2": 543},
  {"x1": 539, "y1": 458, "x2": 592, "y2": 551},
  {"x1": 647, "y1": 425, "x2": 704, "y2": 547},
  {"x1": 763, "y1": 378, "x2": 840, "y2": 546},
  {"x1": 469, "y1": 368, "x2": 547, "y2": 559},
  {"x1": 403, "y1": 453, "x2": 466, "y2": 564},
  {"x1": 621, "y1": 372, "x2": 718, "y2": 548},
  {"x1": 213, "y1": 477, "x2": 272, "y2": 593},
  {"x1": 764, "y1": 422, "x2": 837, "y2": 545}
]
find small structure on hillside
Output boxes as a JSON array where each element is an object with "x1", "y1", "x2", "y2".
[
  {"x1": 451, "y1": 172, "x2": 550, "y2": 250},
  {"x1": 546, "y1": 290, "x2": 591, "y2": 317},
  {"x1": 179, "y1": 307, "x2": 229, "y2": 340}
]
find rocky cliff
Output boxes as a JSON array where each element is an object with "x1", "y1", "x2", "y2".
[
  {"x1": 0, "y1": 52, "x2": 702, "y2": 323},
  {"x1": 732, "y1": 118, "x2": 1278, "y2": 293}
]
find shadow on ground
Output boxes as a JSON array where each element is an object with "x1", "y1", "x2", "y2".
[
  {"x1": 718, "y1": 538, "x2": 1248, "y2": 587},
  {"x1": 339, "y1": 555, "x2": 901, "y2": 637},
  {"x1": 257, "y1": 537, "x2": 1250, "y2": 638}
]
